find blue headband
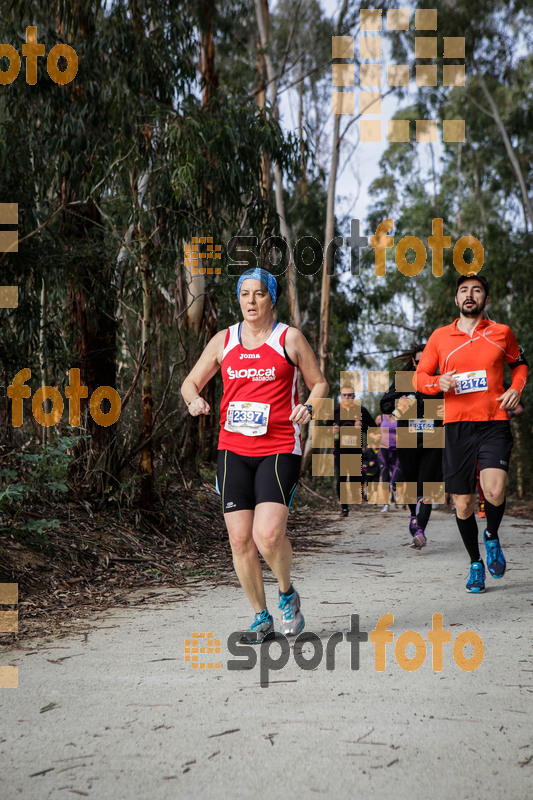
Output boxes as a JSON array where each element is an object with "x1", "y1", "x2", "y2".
[{"x1": 237, "y1": 268, "x2": 278, "y2": 306}]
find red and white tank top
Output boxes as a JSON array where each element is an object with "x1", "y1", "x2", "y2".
[{"x1": 218, "y1": 322, "x2": 301, "y2": 457}]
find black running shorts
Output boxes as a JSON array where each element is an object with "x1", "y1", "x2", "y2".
[
  {"x1": 216, "y1": 450, "x2": 301, "y2": 513},
  {"x1": 443, "y1": 421, "x2": 514, "y2": 494}
]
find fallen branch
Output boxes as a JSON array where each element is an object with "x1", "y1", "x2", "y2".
[{"x1": 299, "y1": 481, "x2": 332, "y2": 502}]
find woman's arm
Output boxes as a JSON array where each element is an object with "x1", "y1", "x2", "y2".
[
  {"x1": 181, "y1": 329, "x2": 226, "y2": 416},
  {"x1": 380, "y1": 382, "x2": 401, "y2": 415},
  {"x1": 284, "y1": 327, "x2": 329, "y2": 424}
]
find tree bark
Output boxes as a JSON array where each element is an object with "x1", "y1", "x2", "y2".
[
  {"x1": 318, "y1": 0, "x2": 348, "y2": 381},
  {"x1": 256, "y1": 1, "x2": 272, "y2": 206},
  {"x1": 476, "y1": 72, "x2": 533, "y2": 228},
  {"x1": 139, "y1": 234, "x2": 154, "y2": 508},
  {"x1": 255, "y1": 0, "x2": 301, "y2": 329},
  {"x1": 199, "y1": 0, "x2": 219, "y2": 108},
  {"x1": 456, "y1": 142, "x2": 462, "y2": 232},
  {"x1": 39, "y1": 275, "x2": 48, "y2": 448},
  {"x1": 298, "y1": 56, "x2": 307, "y2": 202},
  {"x1": 318, "y1": 112, "x2": 341, "y2": 379},
  {"x1": 66, "y1": 199, "x2": 118, "y2": 494}
]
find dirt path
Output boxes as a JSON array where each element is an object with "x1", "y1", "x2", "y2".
[{"x1": 2, "y1": 507, "x2": 532, "y2": 799}]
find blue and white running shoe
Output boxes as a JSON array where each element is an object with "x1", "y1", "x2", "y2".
[
  {"x1": 278, "y1": 589, "x2": 305, "y2": 636},
  {"x1": 466, "y1": 560, "x2": 486, "y2": 593},
  {"x1": 240, "y1": 609, "x2": 275, "y2": 644},
  {"x1": 483, "y1": 531, "x2": 506, "y2": 578}
]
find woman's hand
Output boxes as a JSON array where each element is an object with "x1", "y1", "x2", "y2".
[
  {"x1": 290, "y1": 403, "x2": 312, "y2": 425},
  {"x1": 187, "y1": 396, "x2": 211, "y2": 416}
]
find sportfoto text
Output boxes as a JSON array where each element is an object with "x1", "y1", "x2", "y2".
[
  {"x1": 6, "y1": 369, "x2": 121, "y2": 428},
  {"x1": 227, "y1": 614, "x2": 484, "y2": 688},
  {"x1": 227, "y1": 218, "x2": 483, "y2": 278},
  {"x1": 0, "y1": 27, "x2": 78, "y2": 86}
]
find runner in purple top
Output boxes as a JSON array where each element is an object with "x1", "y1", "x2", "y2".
[{"x1": 377, "y1": 412, "x2": 402, "y2": 512}]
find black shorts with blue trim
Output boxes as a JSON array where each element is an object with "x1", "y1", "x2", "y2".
[
  {"x1": 443, "y1": 421, "x2": 514, "y2": 495},
  {"x1": 216, "y1": 450, "x2": 301, "y2": 513}
]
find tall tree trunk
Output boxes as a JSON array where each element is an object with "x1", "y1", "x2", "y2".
[
  {"x1": 298, "y1": 56, "x2": 307, "y2": 202},
  {"x1": 256, "y1": 6, "x2": 271, "y2": 214},
  {"x1": 66, "y1": 200, "x2": 118, "y2": 494},
  {"x1": 139, "y1": 235, "x2": 153, "y2": 508},
  {"x1": 185, "y1": 259, "x2": 206, "y2": 334},
  {"x1": 39, "y1": 275, "x2": 48, "y2": 448},
  {"x1": 476, "y1": 72, "x2": 533, "y2": 229},
  {"x1": 197, "y1": 0, "x2": 219, "y2": 454},
  {"x1": 199, "y1": 0, "x2": 219, "y2": 108},
  {"x1": 456, "y1": 142, "x2": 462, "y2": 232},
  {"x1": 318, "y1": 113, "x2": 341, "y2": 379},
  {"x1": 471, "y1": 147, "x2": 487, "y2": 236},
  {"x1": 318, "y1": 0, "x2": 348, "y2": 381},
  {"x1": 255, "y1": 0, "x2": 301, "y2": 329},
  {"x1": 57, "y1": 6, "x2": 117, "y2": 494},
  {"x1": 183, "y1": 0, "x2": 218, "y2": 340}
]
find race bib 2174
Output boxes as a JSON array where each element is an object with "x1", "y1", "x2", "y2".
[{"x1": 454, "y1": 370, "x2": 488, "y2": 395}]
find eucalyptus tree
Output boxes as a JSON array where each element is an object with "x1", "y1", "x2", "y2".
[{"x1": 0, "y1": 1, "x2": 299, "y2": 504}]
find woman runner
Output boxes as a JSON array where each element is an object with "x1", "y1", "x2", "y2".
[
  {"x1": 380, "y1": 345, "x2": 443, "y2": 548},
  {"x1": 181, "y1": 268, "x2": 328, "y2": 642}
]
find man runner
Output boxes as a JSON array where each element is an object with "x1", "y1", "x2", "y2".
[{"x1": 414, "y1": 275, "x2": 528, "y2": 593}]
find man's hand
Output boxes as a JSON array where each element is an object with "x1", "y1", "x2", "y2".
[
  {"x1": 497, "y1": 387, "x2": 521, "y2": 411},
  {"x1": 439, "y1": 369, "x2": 457, "y2": 392},
  {"x1": 187, "y1": 396, "x2": 210, "y2": 416}
]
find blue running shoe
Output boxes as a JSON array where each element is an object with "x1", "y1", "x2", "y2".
[
  {"x1": 466, "y1": 560, "x2": 486, "y2": 593},
  {"x1": 483, "y1": 531, "x2": 506, "y2": 578},
  {"x1": 278, "y1": 589, "x2": 305, "y2": 636},
  {"x1": 240, "y1": 609, "x2": 275, "y2": 644}
]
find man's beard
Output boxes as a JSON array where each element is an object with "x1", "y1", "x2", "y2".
[{"x1": 461, "y1": 299, "x2": 484, "y2": 316}]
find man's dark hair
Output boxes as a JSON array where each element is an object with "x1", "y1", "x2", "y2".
[{"x1": 455, "y1": 273, "x2": 489, "y2": 297}]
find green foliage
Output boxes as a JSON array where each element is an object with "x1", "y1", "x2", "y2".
[
  {"x1": 0, "y1": 435, "x2": 83, "y2": 548},
  {"x1": 0, "y1": 0, "x2": 304, "y2": 488}
]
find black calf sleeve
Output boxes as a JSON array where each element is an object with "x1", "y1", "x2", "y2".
[
  {"x1": 456, "y1": 513, "x2": 480, "y2": 562},
  {"x1": 418, "y1": 501, "x2": 432, "y2": 531},
  {"x1": 484, "y1": 499, "x2": 506, "y2": 539}
]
